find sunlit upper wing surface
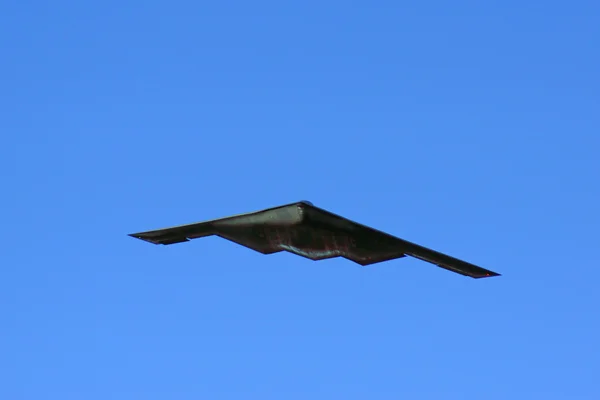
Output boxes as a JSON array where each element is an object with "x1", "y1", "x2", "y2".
[{"x1": 129, "y1": 201, "x2": 500, "y2": 279}]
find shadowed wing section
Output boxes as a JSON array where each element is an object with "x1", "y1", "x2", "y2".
[
  {"x1": 301, "y1": 204, "x2": 500, "y2": 279},
  {"x1": 297, "y1": 205, "x2": 408, "y2": 265}
]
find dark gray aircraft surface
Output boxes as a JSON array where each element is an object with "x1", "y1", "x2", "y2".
[{"x1": 129, "y1": 200, "x2": 500, "y2": 279}]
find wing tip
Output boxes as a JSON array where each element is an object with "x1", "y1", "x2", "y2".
[
  {"x1": 128, "y1": 232, "x2": 190, "y2": 245},
  {"x1": 128, "y1": 232, "x2": 159, "y2": 244},
  {"x1": 473, "y1": 271, "x2": 501, "y2": 279}
]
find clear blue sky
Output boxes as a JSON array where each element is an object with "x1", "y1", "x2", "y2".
[{"x1": 2, "y1": 1, "x2": 599, "y2": 399}]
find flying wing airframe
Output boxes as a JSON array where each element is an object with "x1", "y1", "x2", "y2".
[{"x1": 129, "y1": 200, "x2": 500, "y2": 279}]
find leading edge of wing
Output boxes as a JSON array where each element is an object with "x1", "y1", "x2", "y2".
[{"x1": 128, "y1": 201, "x2": 309, "y2": 245}]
